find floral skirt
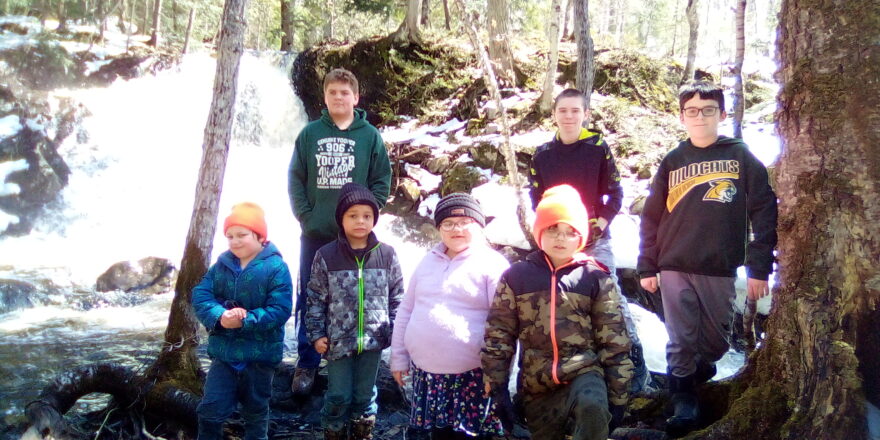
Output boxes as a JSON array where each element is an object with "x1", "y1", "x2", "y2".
[{"x1": 409, "y1": 365, "x2": 504, "y2": 436}]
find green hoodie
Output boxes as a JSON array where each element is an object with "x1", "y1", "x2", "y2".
[{"x1": 288, "y1": 108, "x2": 391, "y2": 241}]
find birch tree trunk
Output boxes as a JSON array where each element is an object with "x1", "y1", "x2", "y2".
[
  {"x1": 539, "y1": 0, "x2": 563, "y2": 113},
  {"x1": 732, "y1": 0, "x2": 746, "y2": 138},
  {"x1": 452, "y1": 0, "x2": 535, "y2": 248},
  {"x1": 562, "y1": 0, "x2": 573, "y2": 40},
  {"x1": 391, "y1": 0, "x2": 422, "y2": 44},
  {"x1": 182, "y1": 6, "x2": 194, "y2": 54},
  {"x1": 574, "y1": 0, "x2": 594, "y2": 108},
  {"x1": 681, "y1": 0, "x2": 699, "y2": 84},
  {"x1": 486, "y1": 0, "x2": 515, "y2": 84},
  {"x1": 147, "y1": 0, "x2": 162, "y2": 46},
  {"x1": 694, "y1": 0, "x2": 880, "y2": 437},
  {"x1": 145, "y1": 0, "x2": 251, "y2": 394}
]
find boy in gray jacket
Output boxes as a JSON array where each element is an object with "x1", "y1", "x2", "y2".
[{"x1": 306, "y1": 182, "x2": 404, "y2": 439}]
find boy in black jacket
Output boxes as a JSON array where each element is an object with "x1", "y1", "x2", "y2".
[
  {"x1": 529, "y1": 88, "x2": 648, "y2": 394},
  {"x1": 637, "y1": 81, "x2": 778, "y2": 436}
]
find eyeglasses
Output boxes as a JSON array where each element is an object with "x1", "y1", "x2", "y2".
[
  {"x1": 682, "y1": 106, "x2": 720, "y2": 118},
  {"x1": 439, "y1": 219, "x2": 475, "y2": 231},
  {"x1": 544, "y1": 228, "x2": 582, "y2": 241}
]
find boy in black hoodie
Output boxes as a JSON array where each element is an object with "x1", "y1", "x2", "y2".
[
  {"x1": 637, "y1": 81, "x2": 777, "y2": 436},
  {"x1": 288, "y1": 68, "x2": 392, "y2": 395}
]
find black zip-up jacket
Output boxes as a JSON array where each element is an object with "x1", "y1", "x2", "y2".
[
  {"x1": 306, "y1": 231, "x2": 404, "y2": 361},
  {"x1": 637, "y1": 136, "x2": 778, "y2": 280},
  {"x1": 529, "y1": 129, "x2": 624, "y2": 238}
]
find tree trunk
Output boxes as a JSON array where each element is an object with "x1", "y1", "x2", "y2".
[
  {"x1": 614, "y1": 0, "x2": 626, "y2": 47},
  {"x1": 280, "y1": 0, "x2": 294, "y2": 50},
  {"x1": 574, "y1": 0, "x2": 594, "y2": 108},
  {"x1": 182, "y1": 6, "x2": 195, "y2": 53},
  {"x1": 147, "y1": 0, "x2": 163, "y2": 46},
  {"x1": 538, "y1": 0, "x2": 563, "y2": 113},
  {"x1": 451, "y1": 0, "x2": 535, "y2": 249},
  {"x1": 323, "y1": 0, "x2": 334, "y2": 40},
  {"x1": 670, "y1": 0, "x2": 681, "y2": 56},
  {"x1": 562, "y1": 0, "x2": 573, "y2": 40},
  {"x1": 141, "y1": 0, "x2": 149, "y2": 34},
  {"x1": 420, "y1": 0, "x2": 430, "y2": 27},
  {"x1": 681, "y1": 0, "x2": 699, "y2": 84},
  {"x1": 442, "y1": 0, "x2": 450, "y2": 30},
  {"x1": 390, "y1": 0, "x2": 422, "y2": 44},
  {"x1": 145, "y1": 0, "x2": 251, "y2": 396},
  {"x1": 732, "y1": 0, "x2": 746, "y2": 138},
  {"x1": 486, "y1": 0, "x2": 515, "y2": 84},
  {"x1": 694, "y1": 0, "x2": 880, "y2": 438}
]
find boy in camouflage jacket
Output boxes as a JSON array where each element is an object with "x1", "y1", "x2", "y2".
[
  {"x1": 305, "y1": 183, "x2": 404, "y2": 439},
  {"x1": 482, "y1": 185, "x2": 633, "y2": 440}
]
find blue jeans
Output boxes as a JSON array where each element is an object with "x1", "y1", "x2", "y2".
[
  {"x1": 197, "y1": 360, "x2": 275, "y2": 440},
  {"x1": 322, "y1": 350, "x2": 381, "y2": 431},
  {"x1": 297, "y1": 235, "x2": 332, "y2": 369}
]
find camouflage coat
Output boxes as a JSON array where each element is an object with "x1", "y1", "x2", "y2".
[
  {"x1": 481, "y1": 251, "x2": 634, "y2": 405},
  {"x1": 306, "y1": 232, "x2": 404, "y2": 361}
]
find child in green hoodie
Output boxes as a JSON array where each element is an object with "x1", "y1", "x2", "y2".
[{"x1": 288, "y1": 68, "x2": 392, "y2": 395}]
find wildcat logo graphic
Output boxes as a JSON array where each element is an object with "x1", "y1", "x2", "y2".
[
  {"x1": 666, "y1": 160, "x2": 740, "y2": 212},
  {"x1": 315, "y1": 137, "x2": 356, "y2": 189},
  {"x1": 703, "y1": 179, "x2": 737, "y2": 203}
]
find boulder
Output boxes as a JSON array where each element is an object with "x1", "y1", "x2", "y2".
[
  {"x1": 95, "y1": 257, "x2": 177, "y2": 294},
  {"x1": 383, "y1": 177, "x2": 422, "y2": 216},
  {"x1": 422, "y1": 154, "x2": 452, "y2": 175},
  {"x1": 0, "y1": 279, "x2": 38, "y2": 314},
  {"x1": 440, "y1": 164, "x2": 486, "y2": 196},
  {"x1": 467, "y1": 142, "x2": 505, "y2": 174}
]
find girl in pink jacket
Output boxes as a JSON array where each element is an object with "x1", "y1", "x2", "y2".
[{"x1": 390, "y1": 193, "x2": 511, "y2": 439}]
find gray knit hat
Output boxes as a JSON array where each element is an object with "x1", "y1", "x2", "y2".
[{"x1": 434, "y1": 193, "x2": 486, "y2": 227}]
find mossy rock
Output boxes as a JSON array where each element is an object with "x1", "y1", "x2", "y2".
[
  {"x1": 558, "y1": 49, "x2": 681, "y2": 114},
  {"x1": 468, "y1": 142, "x2": 506, "y2": 174},
  {"x1": 440, "y1": 164, "x2": 485, "y2": 196},
  {"x1": 292, "y1": 38, "x2": 476, "y2": 127}
]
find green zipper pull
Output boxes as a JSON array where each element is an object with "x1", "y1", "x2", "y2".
[{"x1": 356, "y1": 257, "x2": 365, "y2": 354}]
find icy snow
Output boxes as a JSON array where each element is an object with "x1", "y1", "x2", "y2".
[{"x1": 0, "y1": 114, "x2": 21, "y2": 139}]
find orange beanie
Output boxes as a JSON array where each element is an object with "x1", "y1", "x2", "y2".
[
  {"x1": 224, "y1": 202, "x2": 268, "y2": 240},
  {"x1": 532, "y1": 185, "x2": 590, "y2": 251}
]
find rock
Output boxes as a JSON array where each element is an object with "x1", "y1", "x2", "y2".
[
  {"x1": 629, "y1": 195, "x2": 647, "y2": 216},
  {"x1": 484, "y1": 122, "x2": 501, "y2": 135},
  {"x1": 468, "y1": 142, "x2": 505, "y2": 173},
  {"x1": 95, "y1": 257, "x2": 177, "y2": 294},
  {"x1": 421, "y1": 154, "x2": 452, "y2": 175},
  {"x1": 0, "y1": 127, "x2": 71, "y2": 236},
  {"x1": 383, "y1": 177, "x2": 422, "y2": 216},
  {"x1": 0, "y1": 279, "x2": 38, "y2": 314},
  {"x1": 440, "y1": 164, "x2": 486, "y2": 196},
  {"x1": 390, "y1": 142, "x2": 432, "y2": 165}
]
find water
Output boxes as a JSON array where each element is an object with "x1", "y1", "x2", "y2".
[{"x1": 0, "y1": 50, "x2": 314, "y2": 428}]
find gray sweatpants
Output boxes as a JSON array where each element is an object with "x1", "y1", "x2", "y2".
[
  {"x1": 522, "y1": 371, "x2": 610, "y2": 440},
  {"x1": 659, "y1": 270, "x2": 736, "y2": 378}
]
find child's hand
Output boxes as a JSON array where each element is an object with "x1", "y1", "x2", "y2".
[
  {"x1": 314, "y1": 337, "x2": 328, "y2": 354},
  {"x1": 640, "y1": 276, "x2": 658, "y2": 293},
  {"x1": 484, "y1": 382, "x2": 491, "y2": 397},
  {"x1": 747, "y1": 278, "x2": 769, "y2": 300},
  {"x1": 392, "y1": 370, "x2": 409, "y2": 387},
  {"x1": 220, "y1": 308, "x2": 246, "y2": 328}
]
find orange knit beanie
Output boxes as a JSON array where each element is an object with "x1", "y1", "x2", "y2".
[
  {"x1": 532, "y1": 184, "x2": 590, "y2": 251},
  {"x1": 224, "y1": 202, "x2": 268, "y2": 240}
]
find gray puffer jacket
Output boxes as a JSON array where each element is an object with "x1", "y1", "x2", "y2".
[{"x1": 305, "y1": 231, "x2": 404, "y2": 361}]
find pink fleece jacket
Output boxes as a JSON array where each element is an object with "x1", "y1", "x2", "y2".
[{"x1": 390, "y1": 242, "x2": 510, "y2": 374}]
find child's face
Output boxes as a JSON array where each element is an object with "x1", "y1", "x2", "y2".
[
  {"x1": 540, "y1": 223, "x2": 582, "y2": 265},
  {"x1": 680, "y1": 94, "x2": 727, "y2": 142},
  {"x1": 324, "y1": 81, "x2": 359, "y2": 121},
  {"x1": 438, "y1": 216, "x2": 479, "y2": 255},
  {"x1": 553, "y1": 97, "x2": 589, "y2": 137},
  {"x1": 341, "y1": 204, "x2": 374, "y2": 242},
  {"x1": 226, "y1": 225, "x2": 263, "y2": 263}
]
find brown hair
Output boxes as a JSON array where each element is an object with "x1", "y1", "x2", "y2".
[
  {"x1": 678, "y1": 80, "x2": 725, "y2": 112},
  {"x1": 553, "y1": 88, "x2": 588, "y2": 110},
  {"x1": 323, "y1": 68, "x2": 359, "y2": 95}
]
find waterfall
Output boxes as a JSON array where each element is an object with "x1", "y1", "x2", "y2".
[{"x1": 0, "y1": 51, "x2": 308, "y2": 426}]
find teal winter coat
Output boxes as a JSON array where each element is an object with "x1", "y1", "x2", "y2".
[{"x1": 192, "y1": 242, "x2": 293, "y2": 364}]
